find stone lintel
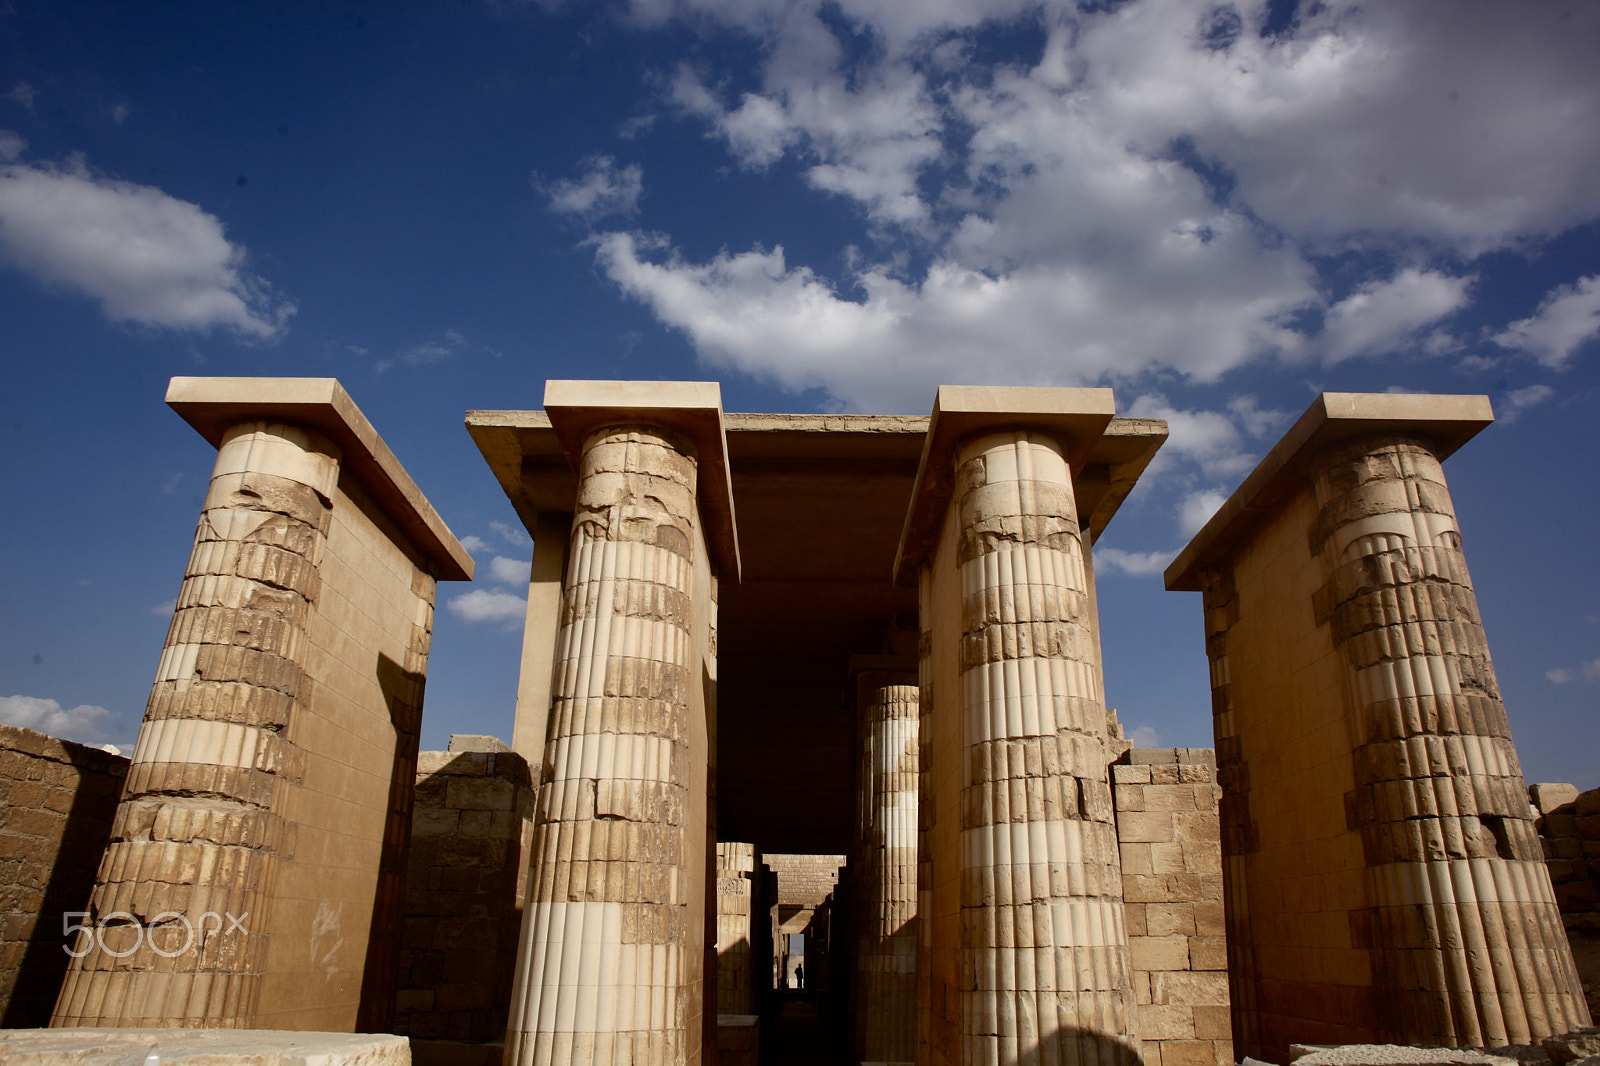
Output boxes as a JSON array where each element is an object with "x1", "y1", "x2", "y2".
[
  {"x1": 1164, "y1": 391, "x2": 1494, "y2": 591},
  {"x1": 464, "y1": 409, "x2": 573, "y2": 532},
  {"x1": 847, "y1": 653, "x2": 918, "y2": 677},
  {"x1": 167, "y1": 376, "x2": 472, "y2": 582},
  {"x1": 892, "y1": 385, "x2": 1120, "y2": 586}
]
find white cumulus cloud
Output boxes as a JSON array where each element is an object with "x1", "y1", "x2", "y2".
[
  {"x1": 1178, "y1": 488, "x2": 1229, "y2": 537},
  {"x1": 447, "y1": 588, "x2": 528, "y2": 626},
  {"x1": 0, "y1": 694, "x2": 112, "y2": 744},
  {"x1": 1500, "y1": 384, "x2": 1555, "y2": 425},
  {"x1": 0, "y1": 154, "x2": 294, "y2": 338},
  {"x1": 489, "y1": 555, "x2": 531, "y2": 584},
  {"x1": 1494, "y1": 276, "x2": 1600, "y2": 369},
  {"x1": 542, "y1": 155, "x2": 643, "y2": 223},
  {"x1": 576, "y1": 0, "x2": 1600, "y2": 410},
  {"x1": 1094, "y1": 548, "x2": 1178, "y2": 577},
  {"x1": 1319, "y1": 269, "x2": 1473, "y2": 364},
  {"x1": 1127, "y1": 724, "x2": 1163, "y2": 748},
  {"x1": 490, "y1": 520, "x2": 530, "y2": 547},
  {"x1": 1546, "y1": 658, "x2": 1600, "y2": 685}
]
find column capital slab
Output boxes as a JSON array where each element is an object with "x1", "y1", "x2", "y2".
[
  {"x1": 1164, "y1": 391, "x2": 1494, "y2": 591},
  {"x1": 543, "y1": 379, "x2": 741, "y2": 581},
  {"x1": 166, "y1": 376, "x2": 472, "y2": 581},
  {"x1": 892, "y1": 385, "x2": 1118, "y2": 586}
]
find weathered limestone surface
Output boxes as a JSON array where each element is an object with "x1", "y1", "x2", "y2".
[
  {"x1": 506, "y1": 426, "x2": 709, "y2": 1066},
  {"x1": 716, "y1": 843, "x2": 758, "y2": 1015},
  {"x1": 854, "y1": 677, "x2": 918, "y2": 1063},
  {"x1": 0, "y1": 726, "x2": 128, "y2": 1027},
  {"x1": 1314, "y1": 435, "x2": 1586, "y2": 1047},
  {"x1": 1114, "y1": 748, "x2": 1232, "y2": 1066},
  {"x1": 1166, "y1": 394, "x2": 1589, "y2": 1062},
  {"x1": 396, "y1": 743, "x2": 535, "y2": 1045},
  {"x1": 0, "y1": 1027, "x2": 409, "y2": 1066},
  {"x1": 948, "y1": 429, "x2": 1140, "y2": 1066},
  {"x1": 55, "y1": 379, "x2": 469, "y2": 1032},
  {"x1": 56, "y1": 422, "x2": 339, "y2": 1028}
]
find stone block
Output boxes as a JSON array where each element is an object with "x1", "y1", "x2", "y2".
[
  {"x1": 1119, "y1": 812, "x2": 1178, "y2": 844},
  {"x1": 1151, "y1": 971, "x2": 1230, "y2": 1006},
  {"x1": 1136, "y1": 1003, "x2": 1197, "y2": 1040},
  {"x1": 1145, "y1": 787, "x2": 1200, "y2": 813},
  {"x1": 1150, "y1": 843, "x2": 1190, "y2": 876},
  {"x1": 1291, "y1": 1047, "x2": 1519, "y2": 1066},
  {"x1": 1188, "y1": 935, "x2": 1228, "y2": 971},
  {"x1": 412, "y1": 808, "x2": 460, "y2": 836},
  {"x1": 1160, "y1": 1041, "x2": 1219, "y2": 1066},
  {"x1": 1546, "y1": 1028, "x2": 1600, "y2": 1063},
  {"x1": 1146, "y1": 903, "x2": 1196, "y2": 937},
  {"x1": 396, "y1": 989, "x2": 435, "y2": 1013},
  {"x1": 1130, "y1": 935, "x2": 1190, "y2": 972},
  {"x1": 1192, "y1": 1004, "x2": 1231, "y2": 1040},
  {"x1": 419, "y1": 751, "x2": 492, "y2": 777},
  {"x1": 1121, "y1": 843, "x2": 1154, "y2": 877},
  {"x1": 1533, "y1": 783, "x2": 1581, "y2": 815},
  {"x1": 446, "y1": 778, "x2": 515, "y2": 812},
  {"x1": 0, "y1": 1029, "x2": 410, "y2": 1066},
  {"x1": 448, "y1": 735, "x2": 511, "y2": 754}
]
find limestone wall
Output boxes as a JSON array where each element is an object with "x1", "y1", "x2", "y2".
[
  {"x1": 251, "y1": 468, "x2": 441, "y2": 1032},
  {"x1": 0, "y1": 725, "x2": 127, "y2": 1027},
  {"x1": 396, "y1": 741, "x2": 534, "y2": 1045},
  {"x1": 764, "y1": 854, "x2": 844, "y2": 909},
  {"x1": 1114, "y1": 748, "x2": 1232, "y2": 1066},
  {"x1": 1197, "y1": 478, "x2": 1374, "y2": 1061},
  {"x1": 1532, "y1": 782, "x2": 1600, "y2": 1018}
]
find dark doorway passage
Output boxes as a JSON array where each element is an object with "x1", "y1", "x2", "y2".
[{"x1": 764, "y1": 991, "x2": 850, "y2": 1066}]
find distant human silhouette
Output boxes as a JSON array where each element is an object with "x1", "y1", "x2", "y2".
[{"x1": 794, "y1": 962, "x2": 804, "y2": 989}]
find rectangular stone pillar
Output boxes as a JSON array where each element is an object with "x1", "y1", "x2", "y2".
[
  {"x1": 54, "y1": 377, "x2": 472, "y2": 1031},
  {"x1": 1166, "y1": 392, "x2": 1590, "y2": 1062},
  {"x1": 895, "y1": 387, "x2": 1142, "y2": 1066},
  {"x1": 503, "y1": 381, "x2": 738, "y2": 1066}
]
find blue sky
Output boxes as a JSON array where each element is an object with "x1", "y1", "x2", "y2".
[{"x1": 2, "y1": 0, "x2": 1597, "y2": 787}]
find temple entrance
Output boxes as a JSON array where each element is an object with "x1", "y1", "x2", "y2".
[{"x1": 710, "y1": 414, "x2": 926, "y2": 1064}]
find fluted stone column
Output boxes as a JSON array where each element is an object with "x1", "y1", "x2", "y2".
[
  {"x1": 54, "y1": 422, "x2": 335, "y2": 1027},
  {"x1": 507, "y1": 426, "x2": 700, "y2": 1066},
  {"x1": 1316, "y1": 435, "x2": 1590, "y2": 1045},
  {"x1": 954, "y1": 431, "x2": 1139, "y2": 1066},
  {"x1": 856, "y1": 677, "x2": 919, "y2": 1063}
]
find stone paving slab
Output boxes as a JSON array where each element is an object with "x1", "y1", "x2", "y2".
[{"x1": 0, "y1": 1029, "x2": 408, "y2": 1066}]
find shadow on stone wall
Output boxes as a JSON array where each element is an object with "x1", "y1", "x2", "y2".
[{"x1": 395, "y1": 738, "x2": 533, "y2": 1053}]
